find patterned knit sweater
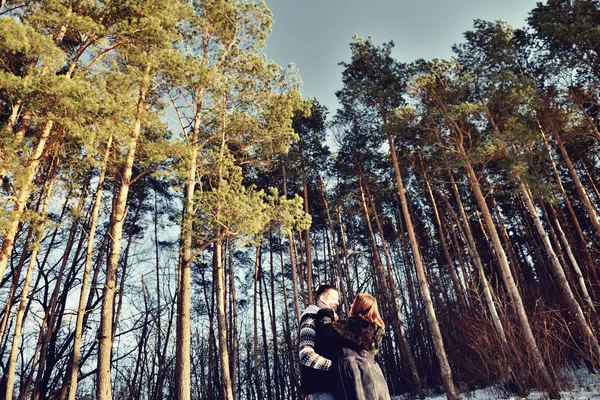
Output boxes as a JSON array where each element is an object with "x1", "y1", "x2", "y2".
[{"x1": 299, "y1": 305, "x2": 332, "y2": 371}]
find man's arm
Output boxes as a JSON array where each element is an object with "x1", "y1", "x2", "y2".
[{"x1": 298, "y1": 315, "x2": 331, "y2": 370}]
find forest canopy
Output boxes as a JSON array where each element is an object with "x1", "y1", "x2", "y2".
[{"x1": 1, "y1": 0, "x2": 600, "y2": 399}]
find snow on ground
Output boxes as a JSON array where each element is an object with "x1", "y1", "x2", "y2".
[{"x1": 392, "y1": 368, "x2": 600, "y2": 399}]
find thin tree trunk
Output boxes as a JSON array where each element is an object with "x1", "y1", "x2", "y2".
[
  {"x1": 448, "y1": 175, "x2": 508, "y2": 347},
  {"x1": 336, "y1": 205, "x2": 355, "y2": 300},
  {"x1": 5, "y1": 155, "x2": 57, "y2": 400},
  {"x1": 152, "y1": 188, "x2": 164, "y2": 399},
  {"x1": 317, "y1": 174, "x2": 350, "y2": 312},
  {"x1": 296, "y1": 232, "x2": 308, "y2": 308},
  {"x1": 424, "y1": 172, "x2": 468, "y2": 314},
  {"x1": 64, "y1": 133, "x2": 113, "y2": 400},
  {"x1": 298, "y1": 140, "x2": 314, "y2": 304},
  {"x1": 214, "y1": 240, "x2": 234, "y2": 400},
  {"x1": 548, "y1": 202, "x2": 596, "y2": 312},
  {"x1": 252, "y1": 245, "x2": 263, "y2": 400},
  {"x1": 553, "y1": 129, "x2": 600, "y2": 241},
  {"x1": 518, "y1": 181, "x2": 600, "y2": 361},
  {"x1": 258, "y1": 252, "x2": 273, "y2": 400},
  {"x1": 129, "y1": 277, "x2": 150, "y2": 400},
  {"x1": 268, "y1": 233, "x2": 284, "y2": 400},
  {"x1": 538, "y1": 122, "x2": 599, "y2": 285},
  {"x1": 227, "y1": 239, "x2": 238, "y2": 399}
]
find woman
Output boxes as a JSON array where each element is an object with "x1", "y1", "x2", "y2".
[{"x1": 315, "y1": 293, "x2": 391, "y2": 400}]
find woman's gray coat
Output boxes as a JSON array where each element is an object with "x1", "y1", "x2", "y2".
[{"x1": 316, "y1": 308, "x2": 391, "y2": 400}]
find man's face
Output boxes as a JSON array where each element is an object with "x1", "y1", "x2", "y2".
[{"x1": 321, "y1": 290, "x2": 340, "y2": 311}]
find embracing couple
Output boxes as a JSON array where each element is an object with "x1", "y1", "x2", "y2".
[{"x1": 299, "y1": 285, "x2": 391, "y2": 400}]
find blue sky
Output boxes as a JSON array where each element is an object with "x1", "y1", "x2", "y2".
[{"x1": 263, "y1": 0, "x2": 540, "y2": 119}]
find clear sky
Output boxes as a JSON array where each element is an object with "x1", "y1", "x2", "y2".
[{"x1": 263, "y1": 0, "x2": 540, "y2": 119}]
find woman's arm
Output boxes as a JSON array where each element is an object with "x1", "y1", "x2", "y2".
[{"x1": 315, "y1": 308, "x2": 343, "y2": 346}]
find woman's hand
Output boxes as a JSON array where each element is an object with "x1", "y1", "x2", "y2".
[{"x1": 316, "y1": 308, "x2": 335, "y2": 326}]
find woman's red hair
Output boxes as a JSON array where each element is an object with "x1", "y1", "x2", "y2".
[{"x1": 351, "y1": 293, "x2": 385, "y2": 330}]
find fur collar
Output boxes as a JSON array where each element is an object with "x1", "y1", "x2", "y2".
[{"x1": 332, "y1": 315, "x2": 384, "y2": 351}]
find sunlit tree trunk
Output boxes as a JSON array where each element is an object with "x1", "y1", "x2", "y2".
[
  {"x1": 538, "y1": 122, "x2": 599, "y2": 285},
  {"x1": 553, "y1": 129, "x2": 600, "y2": 241},
  {"x1": 227, "y1": 239, "x2": 238, "y2": 399},
  {"x1": 0, "y1": 120, "x2": 55, "y2": 282},
  {"x1": 97, "y1": 60, "x2": 152, "y2": 400}
]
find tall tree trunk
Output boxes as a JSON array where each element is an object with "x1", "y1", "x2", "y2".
[
  {"x1": 258, "y1": 252, "x2": 273, "y2": 400},
  {"x1": 359, "y1": 176, "x2": 424, "y2": 399},
  {"x1": 151, "y1": 188, "x2": 164, "y2": 400},
  {"x1": 538, "y1": 122, "x2": 599, "y2": 285},
  {"x1": 129, "y1": 277, "x2": 150, "y2": 400},
  {"x1": 252, "y1": 245, "x2": 263, "y2": 400},
  {"x1": 175, "y1": 84, "x2": 206, "y2": 400},
  {"x1": 268, "y1": 233, "x2": 284, "y2": 400},
  {"x1": 279, "y1": 235, "x2": 297, "y2": 399},
  {"x1": 97, "y1": 60, "x2": 152, "y2": 400},
  {"x1": 0, "y1": 119, "x2": 55, "y2": 282},
  {"x1": 227, "y1": 239, "x2": 238, "y2": 399},
  {"x1": 385, "y1": 132, "x2": 456, "y2": 399}
]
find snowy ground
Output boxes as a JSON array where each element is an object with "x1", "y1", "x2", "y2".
[{"x1": 392, "y1": 368, "x2": 600, "y2": 399}]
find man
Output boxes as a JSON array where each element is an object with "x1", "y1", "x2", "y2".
[{"x1": 299, "y1": 284, "x2": 340, "y2": 399}]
